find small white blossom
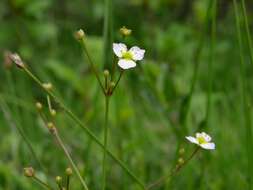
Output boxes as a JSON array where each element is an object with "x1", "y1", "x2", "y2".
[
  {"x1": 186, "y1": 132, "x2": 215, "y2": 150},
  {"x1": 113, "y1": 43, "x2": 145, "y2": 70}
]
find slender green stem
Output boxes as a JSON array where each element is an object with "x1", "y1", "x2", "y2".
[
  {"x1": 146, "y1": 147, "x2": 200, "y2": 190},
  {"x1": 33, "y1": 176, "x2": 53, "y2": 190},
  {"x1": 57, "y1": 183, "x2": 63, "y2": 190},
  {"x1": 23, "y1": 67, "x2": 145, "y2": 189},
  {"x1": 53, "y1": 131, "x2": 89, "y2": 190},
  {"x1": 112, "y1": 70, "x2": 124, "y2": 94},
  {"x1": 233, "y1": 0, "x2": 253, "y2": 189},
  {"x1": 47, "y1": 95, "x2": 52, "y2": 111},
  {"x1": 102, "y1": 96, "x2": 110, "y2": 190},
  {"x1": 240, "y1": 0, "x2": 253, "y2": 67},
  {"x1": 37, "y1": 111, "x2": 88, "y2": 190},
  {"x1": 79, "y1": 38, "x2": 106, "y2": 95},
  {"x1": 66, "y1": 175, "x2": 71, "y2": 190}
]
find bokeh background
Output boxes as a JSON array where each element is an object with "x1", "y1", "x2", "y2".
[{"x1": 0, "y1": 0, "x2": 253, "y2": 189}]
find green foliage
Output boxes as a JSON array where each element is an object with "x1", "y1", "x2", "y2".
[{"x1": 0, "y1": 0, "x2": 253, "y2": 189}]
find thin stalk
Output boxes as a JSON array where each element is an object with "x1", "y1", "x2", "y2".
[
  {"x1": 233, "y1": 0, "x2": 253, "y2": 189},
  {"x1": 205, "y1": 0, "x2": 217, "y2": 128},
  {"x1": 54, "y1": 131, "x2": 89, "y2": 190},
  {"x1": 66, "y1": 175, "x2": 71, "y2": 190},
  {"x1": 147, "y1": 147, "x2": 200, "y2": 190},
  {"x1": 102, "y1": 96, "x2": 110, "y2": 190},
  {"x1": 23, "y1": 67, "x2": 145, "y2": 189},
  {"x1": 179, "y1": 0, "x2": 213, "y2": 134},
  {"x1": 103, "y1": 0, "x2": 113, "y2": 70},
  {"x1": 47, "y1": 95, "x2": 52, "y2": 111},
  {"x1": 112, "y1": 70, "x2": 124, "y2": 94},
  {"x1": 33, "y1": 176, "x2": 53, "y2": 190},
  {"x1": 79, "y1": 38, "x2": 106, "y2": 94},
  {"x1": 240, "y1": 0, "x2": 253, "y2": 67},
  {"x1": 57, "y1": 183, "x2": 63, "y2": 190}
]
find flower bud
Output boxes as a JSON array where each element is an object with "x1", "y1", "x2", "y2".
[
  {"x1": 55, "y1": 176, "x2": 62, "y2": 183},
  {"x1": 23, "y1": 167, "x2": 35, "y2": 177},
  {"x1": 178, "y1": 158, "x2": 184, "y2": 165},
  {"x1": 42, "y1": 83, "x2": 53, "y2": 91},
  {"x1": 120, "y1": 26, "x2": 132, "y2": 36},
  {"x1": 103, "y1": 70, "x2": 110, "y2": 77},
  {"x1": 109, "y1": 82, "x2": 115, "y2": 89},
  {"x1": 75, "y1": 29, "x2": 85, "y2": 41},
  {"x1": 35, "y1": 102, "x2": 43, "y2": 110},
  {"x1": 65, "y1": 167, "x2": 73, "y2": 176},
  {"x1": 9, "y1": 53, "x2": 25, "y2": 69},
  {"x1": 50, "y1": 109, "x2": 57, "y2": 117},
  {"x1": 179, "y1": 148, "x2": 185, "y2": 155},
  {"x1": 47, "y1": 122, "x2": 57, "y2": 134}
]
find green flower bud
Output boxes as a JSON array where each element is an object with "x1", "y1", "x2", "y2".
[
  {"x1": 35, "y1": 102, "x2": 43, "y2": 110},
  {"x1": 120, "y1": 26, "x2": 132, "y2": 36},
  {"x1": 24, "y1": 167, "x2": 35, "y2": 177},
  {"x1": 65, "y1": 167, "x2": 73, "y2": 176},
  {"x1": 55, "y1": 176, "x2": 62, "y2": 183},
  {"x1": 75, "y1": 29, "x2": 85, "y2": 41}
]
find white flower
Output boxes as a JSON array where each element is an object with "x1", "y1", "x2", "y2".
[
  {"x1": 186, "y1": 132, "x2": 215, "y2": 150},
  {"x1": 113, "y1": 43, "x2": 145, "y2": 70}
]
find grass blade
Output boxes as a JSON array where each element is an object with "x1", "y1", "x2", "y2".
[{"x1": 233, "y1": 0, "x2": 253, "y2": 188}]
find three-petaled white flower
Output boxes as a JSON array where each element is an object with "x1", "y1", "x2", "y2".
[
  {"x1": 113, "y1": 43, "x2": 145, "y2": 70},
  {"x1": 186, "y1": 132, "x2": 215, "y2": 150}
]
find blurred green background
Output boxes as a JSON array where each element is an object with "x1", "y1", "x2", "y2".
[{"x1": 0, "y1": 0, "x2": 253, "y2": 189}]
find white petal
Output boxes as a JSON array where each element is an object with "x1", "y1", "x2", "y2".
[
  {"x1": 196, "y1": 133, "x2": 202, "y2": 138},
  {"x1": 118, "y1": 59, "x2": 136, "y2": 70},
  {"x1": 201, "y1": 132, "x2": 212, "y2": 142},
  {"x1": 185, "y1": 136, "x2": 199, "y2": 145},
  {"x1": 129, "y1": 46, "x2": 145, "y2": 61},
  {"x1": 113, "y1": 43, "x2": 127, "y2": 57},
  {"x1": 200, "y1": 143, "x2": 215, "y2": 150}
]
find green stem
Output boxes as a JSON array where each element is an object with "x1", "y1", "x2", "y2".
[
  {"x1": 33, "y1": 176, "x2": 53, "y2": 190},
  {"x1": 66, "y1": 175, "x2": 71, "y2": 190},
  {"x1": 23, "y1": 68, "x2": 145, "y2": 189},
  {"x1": 53, "y1": 131, "x2": 89, "y2": 190},
  {"x1": 233, "y1": 0, "x2": 253, "y2": 189},
  {"x1": 112, "y1": 70, "x2": 124, "y2": 94},
  {"x1": 47, "y1": 95, "x2": 52, "y2": 111},
  {"x1": 79, "y1": 38, "x2": 106, "y2": 94},
  {"x1": 102, "y1": 96, "x2": 110, "y2": 190}
]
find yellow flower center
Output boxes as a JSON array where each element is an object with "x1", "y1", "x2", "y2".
[
  {"x1": 122, "y1": 51, "x2": 133, "y2": 60},
  {"x1": 197, "y1": 137, "x2": 207, "y2": 144}
]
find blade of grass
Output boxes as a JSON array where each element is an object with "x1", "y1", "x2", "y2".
[
  {"x1": 23, "y1": 67, "x2": 146, "y2": 190},
  {"x1": 233, "y1": 0, "x2": 253, "y2": 189}
]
